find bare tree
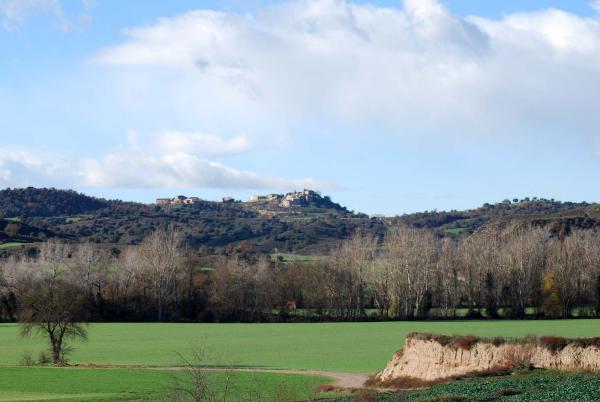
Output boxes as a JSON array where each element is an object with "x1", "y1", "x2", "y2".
[
  {"x1": 19, "y1": 279, "x2": 88, "y2": 365},
  {"x1": 168, "y1": 349, "x2": 234, "y2": 402},
  {"x1": 434, "y1": 238, "x2": 460, "y2": 318},
  {"x1": 548, "y1": 230, "x2": 587, "y2": 318},
  {"x1": 499, "y1": 226, "x2": 546, "y2": 318},
  {"x1": 384, "y1": 226, "x2": 437, "y2": 319},
  {"x1": 333, "y1": 232, "x2": 378, "y2": 318},
  {"x1": 138, "y1": 227, "x2": 184, "y2": 321}
]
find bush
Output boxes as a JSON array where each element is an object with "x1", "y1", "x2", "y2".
[
  {"x1": 571, "y1": 337, "x2": 600, "y2": 349},
  {"x1": 38, "y1": 351, "x2": 51, "y2": 365},
  {"x1": 491, "y1": 337, "x2": 506, "y2": 347},
  {"x1": 501, "y1": 345, "x2": 534, "y2": 370},
  {"x1": 539, "y1": 336, "x2": 568, "y2": 353},
  {"x1": 407, "y1": 332, "x2": 452, "y2": 347},
  {"x1": 515, "y1": 334, "x2": 538, "y2": 345},
  {"x1": 19, "y1": 352, "x2": 35, "y2": 366},
  {"x1": 453, "y1": 336, "x2": 479, "y2": 350}
]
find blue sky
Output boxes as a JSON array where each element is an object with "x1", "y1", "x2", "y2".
[{"x1": 1, "y1": 0, "x2": 600, "y2": 215}]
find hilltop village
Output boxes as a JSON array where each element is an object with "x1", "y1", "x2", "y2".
[{"x1": 155, "y1": 189, "x2": 325, "y2": 209}]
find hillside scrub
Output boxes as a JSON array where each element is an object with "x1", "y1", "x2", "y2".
[{"x1": 405, "y1": 332, "x2": 600, "y2": 353}]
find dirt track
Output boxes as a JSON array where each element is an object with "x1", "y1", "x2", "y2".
[
  {"x1": 75, "y1": 364, "x2": 370, "y2": 390},
  {"x1": 202, "y1": 369, "x2": 369, "y2": 390}
]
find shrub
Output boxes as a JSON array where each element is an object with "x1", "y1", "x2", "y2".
[
  {"x1": 501, "y1": 345, "x2": 534, "y2": 370},
  {"x1": 539, "y1": 336, "x2": 569, "y2": 353},
  {"x1": 571, "y1": 337, "x2": 600, "y2": 349},
  {"x1": 38, "y1": 351, "x2": 51, "y2": 365},
  {"x1": 407, "y1": 332, "x2": 452, "y2": 347},
  {"x1": 19, "y1": 352, "x2": 35, "y2": 366},
  {"x1": 453, "y1": 336, "x2": 479, "y2": 350},
  {"x1": 520, "y1": 334, "x2": 538, "y2": 345},
  {"x1": 491, "y1": 337, "x2": 506, "y2": 347}
]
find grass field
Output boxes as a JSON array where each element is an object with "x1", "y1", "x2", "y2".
[
  {"x1": 0, "y1": 242, "x2": 26, "y2": 250},
  {"x1": 446, "y1": 227, "x2": 468, "y2": 234},
  {"x1": 2, "y1": 320, "x2": 600, "y2": 373},
  {"x1": 0, "y1": 367, "x2": 330, "y2": 401},
  {"x1": 270, "y1": 253, "x2": 329, "y2": 263}
]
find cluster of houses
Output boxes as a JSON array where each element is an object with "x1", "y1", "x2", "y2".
[
  {"x1": 155, "y1": 195, "x2": 200, "y2": 206},
  {"x1": 248, "y1": 189, "x2": 320, "y2": 208},
  {"x1": 156, "y1": 189, "x2": 321, "y2": 208}
]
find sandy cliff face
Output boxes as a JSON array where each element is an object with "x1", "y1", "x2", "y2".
[{"x1": 375, "y1": 336, "x2": 600, "y2": 384}]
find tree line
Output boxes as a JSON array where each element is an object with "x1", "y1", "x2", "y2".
[{"x1": 1, "y1": 224, "x2": 600, "y2": 326}]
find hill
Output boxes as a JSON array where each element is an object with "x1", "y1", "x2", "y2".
[
  {"x1": 3, "y1": 188, "x2": 380, "y2": 255},
  {"x1": 0, "y1": 187, "x2": 111, "y2": 218},
  {"x1": 394, "y1": 198, "x2": 595, "y2": 236},
  {"x1": 0, "y1": 188, "x2": 598, "y2": 256}
]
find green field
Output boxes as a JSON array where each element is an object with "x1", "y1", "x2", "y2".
[
  {"x1": 0, "y1": 242, "x2": 26, "y2": 250},
  {"x1": 2, "y1": 320, "x2": 600, "y2": 373},
  {"x1": 446, "y1": 227, "x2": 468, "y2": 234},
  {"x1": 0, "y1": 367, "x2": 330, "y2": 401},
  {"x1": 270, "y1": 253, "x2": 329, "y2": 263}
]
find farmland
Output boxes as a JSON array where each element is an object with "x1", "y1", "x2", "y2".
[
  {"x1": 406, "y1": 370, "x2": 600, "y2": 401},
  {"x1": 330, "y1": 371, "x2": 600, "y2": 401},
  {"x1": 2, "y1": 320, "x2": 600, "y2": 372},
  {"x1": 0, "y1": 366, "x2": 330, "y2": 402},
  {"x1": 1, "y1": 319, "x2": 600, "y2": 400}
]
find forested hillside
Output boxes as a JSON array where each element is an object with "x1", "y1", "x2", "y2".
[
  {"x1": 0, "y1": 188, "x2": 381, "y2": 255},
  {"x1": 395, "y1": 198, "x2": 595, "y2": 236},
  {"x1": 0, "y1": 187, "x2": 111, "y2": 218},
  {"x1": 0, "y1": 188, "x2": 598, "y2": 257}
]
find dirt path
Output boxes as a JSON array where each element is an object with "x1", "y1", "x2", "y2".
[
  {"x1": 74, "y1": 364, "x2": 370, "y2": 390},
  {"x1": 188, "y1": 368, "x2": 370, "y2": 390}
]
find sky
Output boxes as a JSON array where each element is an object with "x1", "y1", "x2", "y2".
[{"x1": 1, "y1": 0, "x2": 600, "y2": 215}]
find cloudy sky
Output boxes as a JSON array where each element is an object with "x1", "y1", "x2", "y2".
[{"x1": 1, "y1": 0, "x2": 599, "y2": 215}]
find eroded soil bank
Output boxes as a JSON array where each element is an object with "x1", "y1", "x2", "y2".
[{"x1": 374, "y1": 333, "x2": 600, "y2": 386}]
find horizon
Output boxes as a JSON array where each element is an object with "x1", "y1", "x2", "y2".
[
  {"x1": 1, "y1": 185, "x2": 592, "y2": 216},
  {"x1": 2, "y1": 0, "x2": 600, "y2": 215}
]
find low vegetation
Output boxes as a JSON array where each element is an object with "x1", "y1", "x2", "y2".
[{"x1": 406, "y1": 370, "x2": 600, "y2": 401}]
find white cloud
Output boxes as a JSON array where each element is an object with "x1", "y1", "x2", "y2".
[
  {"x1": 0, "y1": 0, "x2": 95, "y2": 31},
  {"x1": 0, "y1": 133, "x2": 328, "y2": 191},
  {"x1": 92, "y1": 0, "x2": 600, "y2": 140},
  {"x1": 0, "y1": 0, "x2": 67, "y2": 30},
  {"x1": 154, "y1": 131, "x2": 250, "y2": 156}
]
